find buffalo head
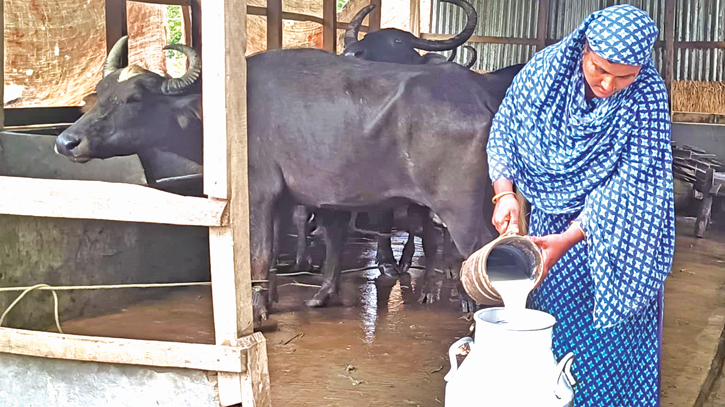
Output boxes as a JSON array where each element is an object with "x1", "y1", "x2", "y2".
[
  {"x1": 55, "y1": 36, "x2": 202, "y2": 163},
  {"x1": 343, "y1": 0, "x2": 477, "y2": 65}
]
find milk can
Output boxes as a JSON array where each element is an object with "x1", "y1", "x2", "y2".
[
  {"x1": 459, "y1": 231, "x2": 544, "y2": 305},
  {"x1": 444, "y1": 308, "x2": 576, "y2": 407}
]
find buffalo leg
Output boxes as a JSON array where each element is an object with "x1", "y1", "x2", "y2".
[
  {"x1": 250, "y1": 203, "x2": 276, "y2": 325},
  {"x1": 415, "y1": 207, "x2": 440, "y2": 304},
  {"x1": 370, "y1": 211, "x2": 398, "y2": 276},
  {"x1": 305, "y1": 209, "x2": 348, "y2": 308},
  {"x1": 293, "y1": 205, "x2": 313, "y2": 271},
  {"x1": 398, "y1": 233, "x2": 416, "y2": 274}
]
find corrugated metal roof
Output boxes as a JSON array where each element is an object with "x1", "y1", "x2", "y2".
[{"x1": 431, "y1": 0, "x2": 725, "y2": 80}]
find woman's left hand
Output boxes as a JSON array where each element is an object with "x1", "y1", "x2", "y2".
[{"x1": 526, "y1": 224, "x2": 586, "y2": 286}]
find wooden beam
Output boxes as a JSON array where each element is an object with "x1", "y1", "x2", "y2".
[
  {"x1": 410, "y1": 0, "x2": 421, "y2": 37},
  {"x1": 0, "y1": 176, "x2": 228, "y2": 227},
  {"x1": 672, "y1": 112, "x2": 725, "y2": 125},
  {"x1": 105, "y1": 0, "x2": 128, "y2": 58},
  {"x1": 202, "y1": 0, "x2": 261, "y2": 404},
  {"x1": 267, "y1": 0, "x2": 283, "y2": 49},
  {"x1": 182, "y1": 5, "x2": 193, "y2": 46},
  {"x1": 369, "y1": 0, "x2": 382, "y2": 32},
  {"x1": 323, "y1": 0, "x2": 337, "y2": 52},
  {"x1": 0, "y1": 328, "x2": 246, "y2": 373},
  {"x1": 421, "y1": 33, "x2": 540, "y2": 45},
  {"x1": 336, "y1": 21, "x2": 370, "y2": 33},
  {"x1": 536, "y1": 0, "x2": 550, "y2": 51},
  {"x1": 664, "y1": 0, "x2": 676, "y2": 106},
  {"x1": 675, "y1": 41, "x2": 725, "y2": 49}
]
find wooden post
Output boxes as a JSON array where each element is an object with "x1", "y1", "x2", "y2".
[
  {"x1": 369, "y1": 0, "x2": 382, "y2": 32},
  {"x1": 191, "y1": 0, "x2": 202, "y2": 51},
  {"x1": 536, "y1": 0, "x2": 549, "y2": 51},
  {"x1": 267, "y1": 0, "x2": 283, "y2": 49},
  {"x1": 202, "y1": 0, "x2": 269, "y2": 405},
  {"x1": 105, "y1": 0, "x2": 128, "y2": 57},
  {"x1": 323, "y1": 0, "x2": 337, "y2": 52},
  {"x1": 664, "y1": 0, "x2": 676, "y2": 109},
  {"x1": 695, "y1": 169, "x2": 717, "y2": 238},
  {"x1": 0, "y1": 0, "x2": 4, "y2": 129},
  {"x1": 410, "y1": 0, "x2": 421, "y2": 37}
]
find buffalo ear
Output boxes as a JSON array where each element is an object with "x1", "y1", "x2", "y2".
[{"x1": 171, "y1": 94, "x2": 202, "y2": 129}]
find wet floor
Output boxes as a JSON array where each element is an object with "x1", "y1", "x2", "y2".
[
  {"x1": 55, "y1": 219, "x2": 725, "y2": 406},
  {"x1": 59, "y1": 231, "x2": 473, "y2": 406}
]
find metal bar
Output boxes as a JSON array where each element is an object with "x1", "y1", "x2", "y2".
[{"x1": 421, "y1": 33, "x2": 540, "y2": 45}]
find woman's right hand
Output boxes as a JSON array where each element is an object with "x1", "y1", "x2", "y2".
[{"x1": 492, "y1": 194, "x2": 520, "y2": 235}]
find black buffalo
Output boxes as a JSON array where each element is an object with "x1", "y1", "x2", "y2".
[
  {"x1": 56, "y1": 42, "x2": 523, "y2": 324},
  {"x1": 343, "y1": 0, "x2": 477, "y2": 65}
]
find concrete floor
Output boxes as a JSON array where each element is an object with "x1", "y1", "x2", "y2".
[{"x1": 50, "y1": 217, "x2": 725, "y2": 406}]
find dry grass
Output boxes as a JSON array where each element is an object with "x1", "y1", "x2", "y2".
[{"x1": 672, "y1": 81, "x2": 725, "y2": 115}]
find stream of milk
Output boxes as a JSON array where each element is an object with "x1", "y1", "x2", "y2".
[{"x1": 487, "y1": 264, "x2": 535, "y2": 311}]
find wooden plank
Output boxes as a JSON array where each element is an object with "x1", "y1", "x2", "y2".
[
  {"x1": 672, "y1": 112, "x2": 725, "y2": 125},
  {"x1": 323, "y1": 0, "x2": 337, "y2": 52},
  {"x1": 410, "y1": 0, "x2": 421, "y2": 37},
  {"x1": 664, "y1": 0, "x2": 676, "y2": 106},
  {"x1": 202, "y1": 0, "x2": 260, "y2": 404},
  {"x1": 421, "y1": 33, "x2": 540, "y2": 45},
  {"x1": 267, "y1": 0, "x2": 283, "y2": 49},
  {"x1": 675, "y1": 41, "x2": 725, "y2": 49},
  {"x1": 105, "y1": 0, "x2": 128, "y2": 58},
  {"x1": 536, "y1": 0, "x2": 550, "y2": 51},
  {"x1": 369, "y1": 0, "x2": 382, "y2": 32},
  {"x1": 0, "y1": 328, "x2": 246, "y2": 373},
  {"x1": 246, "y1": 6, "x2": 326, "y2": 25},
  {"x1": 239, "y1": 333, "x2": 272, "y2": 406},
  {"x1": 0, "y1": 176, "x2": 228, "y2": 227}
]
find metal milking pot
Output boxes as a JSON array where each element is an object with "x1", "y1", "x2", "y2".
[
  {"x1": 444, "y1": 231, "x2": 576, "y2": 406},
  {"x1": 444, "y1": 308, "x2": 576, "y2": 406}
]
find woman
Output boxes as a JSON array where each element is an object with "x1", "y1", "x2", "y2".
[{"x1": 487, "y1": 4, "x2": 674, "y2": 406}]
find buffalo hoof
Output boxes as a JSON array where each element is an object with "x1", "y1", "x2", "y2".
[
  {"x1": 305, "y1": 286, "x2": 335, "y2": 308},
  {"x1": 459, "y1": 293, "x2": 477, "y2": 314},
  {"x1": 293, "y1": 256, "x2": 313, "y2": 273},
  {"x1": 418, "y1": 289, "x2": 439, "y2": 304},
  {"x1": 378, "y1": 262, "x2": 399, "y2": 277},
  {"x1": 253, "y1": 289, "x2": 269, "y2": 327},
  {"x1": 445, "y1": 267, "x2": 457, "y2": 280}
]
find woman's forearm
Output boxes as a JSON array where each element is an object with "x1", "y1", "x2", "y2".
[{"x1": 493, "y1": 178, "x2": 514, "y2": 195}]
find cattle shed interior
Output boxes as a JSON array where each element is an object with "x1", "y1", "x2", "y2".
[{"x1": 1, "y1": 0, "x2": 725, "y2": 406}]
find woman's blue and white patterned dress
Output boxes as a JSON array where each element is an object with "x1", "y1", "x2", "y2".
[{"x1": 486, "y1": 5, "x2": 675, "y2": 406}]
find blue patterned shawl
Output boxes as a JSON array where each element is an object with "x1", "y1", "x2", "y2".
[{"x1": 487, "y1": 5, "x2": 675, "y2": 328}]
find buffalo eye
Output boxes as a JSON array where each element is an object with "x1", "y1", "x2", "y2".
[
  {"x1": 394, "y1": 39, "x2": 403, "y2": 44},
  {"x1": 125, "y1": 94, "x2": 142, "y2": 104}
]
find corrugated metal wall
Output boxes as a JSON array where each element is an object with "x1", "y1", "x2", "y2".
[{"x1": 431, "y1": 0, "x2": 725, "y2": 80}]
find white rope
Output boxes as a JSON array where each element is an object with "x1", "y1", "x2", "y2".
[{"x1": 0, "y1": 284, "x2": 63, "y2": 333}]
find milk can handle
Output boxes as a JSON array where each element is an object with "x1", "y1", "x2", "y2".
[
  {"x1": 553, "y1": 352, "x2": 577, "y2": 398},
  {"x1": 444, "y1": 337, "x2": 474, "y2": 382}
]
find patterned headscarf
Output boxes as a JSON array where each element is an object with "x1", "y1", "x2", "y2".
[{"x1": 487, "y1": 5, "x2": 675, "y2": 328}]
